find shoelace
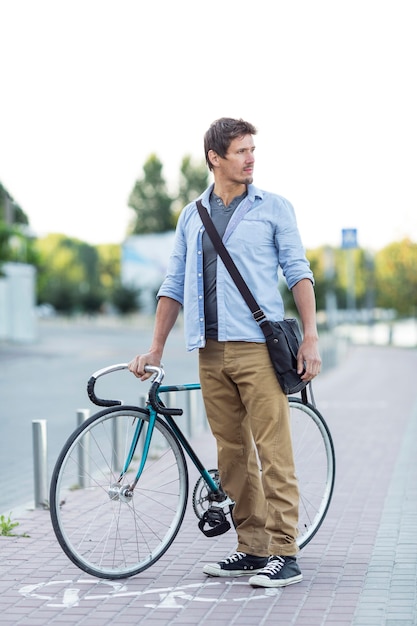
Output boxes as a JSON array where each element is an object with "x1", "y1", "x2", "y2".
[
  {"x1": 260, "y1": 556, "x2": 286, "y2": 574},
  {"x1": 221, "y1": 551, "x2": 247, "y2": 565}
]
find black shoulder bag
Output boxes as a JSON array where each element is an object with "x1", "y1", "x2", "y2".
[{"x1": 196, "y1": 200, "x2": 308, "y2": 396}]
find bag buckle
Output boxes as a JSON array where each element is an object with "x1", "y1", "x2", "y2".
[{"x1": 252, "y1": 309, "x2": 265, "y2": 323}]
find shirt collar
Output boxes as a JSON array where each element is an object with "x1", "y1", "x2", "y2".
[{"x1": 199, "y1": 183, "x2": 263, "y2": 208}]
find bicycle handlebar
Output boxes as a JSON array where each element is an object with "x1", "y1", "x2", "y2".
[{"x1": 87, "y1": 363, "x2": 183, "y2": 416}]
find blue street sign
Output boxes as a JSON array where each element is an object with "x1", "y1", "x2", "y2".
[{"x1": 341, "y1": 228, "x2": 358, "y2": 249}]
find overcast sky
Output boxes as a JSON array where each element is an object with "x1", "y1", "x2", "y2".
[{"x1": 1, "y1": 0, "x2": 416, "y2": 251}]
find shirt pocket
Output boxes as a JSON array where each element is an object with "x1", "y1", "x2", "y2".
[{"x1": 230, "y1": 219, "x2": 276, "y2": 254}]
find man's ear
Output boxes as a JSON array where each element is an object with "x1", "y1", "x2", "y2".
[{"x1": 208, "y1": 149, "x2": 220, "y2": 169}]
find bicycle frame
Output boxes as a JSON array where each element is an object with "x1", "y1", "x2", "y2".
[
  {"x1": 111, "y1": 382, "x2": 221, "y2": 497},
  {"x1": 155, "y1": 383, "x2": 220, "y2": 493}
]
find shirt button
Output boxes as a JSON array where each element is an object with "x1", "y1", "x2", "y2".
[
  {"x1": 198, "y1": 273, "x2": 202, "y2": 277},
  {"x1": 199, "y1": 295, "x2": 202, "y2": 299},
  {"x1": 198, "y1": 250, "x2": 202, "y2": 255}
]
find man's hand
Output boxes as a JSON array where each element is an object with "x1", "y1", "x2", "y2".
[
  {"x1": 297, "y1": 336, "x2": 321, "y2": 382},
  {"x1": 128, "y1": 350, "x2": 162, "y2": 381},
  {"x1": 291, "y1": 279, "x2": 321, "y2": 382}
]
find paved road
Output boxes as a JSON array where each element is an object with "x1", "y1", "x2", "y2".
[{"x1": 0, "y1": 321, "x2": 416, "y2": 625}]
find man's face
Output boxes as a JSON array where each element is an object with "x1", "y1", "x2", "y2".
[{"x1": 214, "y1": 134, "x2": 255, "y2": 185}]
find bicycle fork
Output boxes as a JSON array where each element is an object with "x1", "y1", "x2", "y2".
[{"x1": 108, "y1": 410, "x2": 157, "y2": 502}]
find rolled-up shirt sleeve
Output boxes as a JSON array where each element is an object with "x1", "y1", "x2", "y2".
[{"x1": 274, "y1": 197, "x2": 314, "y2": 290}]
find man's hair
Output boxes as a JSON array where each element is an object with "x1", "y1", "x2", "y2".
[{"x1": 204, "y1": 117, "x2": 257, "y2": 171}]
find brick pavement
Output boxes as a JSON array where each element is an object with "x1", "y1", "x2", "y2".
[{"x1": 1, "y1": 344, "x2": 416, "y2": 626}]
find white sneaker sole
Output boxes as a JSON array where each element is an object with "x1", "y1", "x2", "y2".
[
  {"x1": 249, "y1": 573, "x2": 303, "y2": 588},
  {"x1": 203, "y1": 564, "x2": 265, "y2": 578}
]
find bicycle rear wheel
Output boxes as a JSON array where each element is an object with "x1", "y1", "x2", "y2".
[
  {"x1": 50, "y1": 406, "x2": 188, "y2": 579},
  {"x1": 289, "y1": 398, "x2": 335, "y2": 549}
]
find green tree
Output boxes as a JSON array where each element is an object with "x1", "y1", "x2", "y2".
[
  {"x1": 305, "y1": 241, "x2": 417, "y2": 318},
  {"x1": 35, "y1": 234, "x2": 104, "y2": 313},
  {"x1": 110, "y1": 282, "x2": 141, "y2": 314},
  {"x1": 128, "y1": 154, "x2": 175, "y2": 234},
  {"x1": 96, "y1": 244, "x2": 140, "y2": 314},
  {"x1": 334, "y1": 247, "x2": 371, "y2": 310},
  {"x1": 173, "y1": 155, "x2": 209, "y2": 222},
  {"x1": 0, "y1": 223, "x2": 33, "y2": 266},
  {"x1": 307, "y1": 246, "x2": 375, "y2": 312},
  {"x1": 0, "y1": 182, "x2": 35, "y2": 267},
  {"x1": 304, "y1": 247, "x2": 330, "y2": 312},
  {"x1": 96, "y1": 244, "x2": 121, "y2": 290},
  {"x1": 374, "y1": 239, "x2": 417, "y2": 316},
  {"x1": 0, "y1": 183, "x2": 29, "y2": 226}
]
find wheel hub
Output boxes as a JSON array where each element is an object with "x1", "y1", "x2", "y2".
[{"x1": 108, "y1": 483, "x2": 134, "y2": 503}]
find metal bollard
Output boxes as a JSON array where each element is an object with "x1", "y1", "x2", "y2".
[
  {"x1": 165, "y1": 391, "x2": 199, "y2": 436},
  {"x1": 32, "y1": 420, "x2": 48, "y2": 508},
  {"x1": 185, "y1": 390, "x2": 199, "y2": 437},
  {"x1": 77, "y1": 408, "x2": 90, "y2": 428},
  {"x1": 76, "y1": 409, "x2": 90, "y2": 488},
  {"x1": 166, "y1": 391, "x2": 177, "y2": 408},
  {"x1": 166, "y1": 391, "x2": 180, "y2": 429}
]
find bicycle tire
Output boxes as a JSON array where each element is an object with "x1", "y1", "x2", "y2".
[
  {"x1": 50, "y1": 406, "x2": 188, "y2": 579},
  {"x1": 289, "y1": 398, "x2": 335, "y2": 548}
]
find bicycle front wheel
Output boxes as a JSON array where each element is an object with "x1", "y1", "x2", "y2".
[
  {"x1": 50, "y1": 406, "x2": 188, "y2": 579},
  {"x1": 289, "y1": 398, "x2": 335, "y2": 549}
]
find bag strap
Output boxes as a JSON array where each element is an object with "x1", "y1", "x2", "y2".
[{"x1": 196, "y1": 200, "x2": 266, "y2": 325}]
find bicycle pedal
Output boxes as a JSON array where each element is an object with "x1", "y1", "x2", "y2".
[{"x1": 198, "y1": 506, "x2": 231, "y2": 537}]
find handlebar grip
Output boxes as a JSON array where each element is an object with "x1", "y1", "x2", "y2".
[
  {"x1": 149, "y1": 382, "x2": 183, "y2": 416},
  {"x1": 87, "y1": 376, "x2": 122, "y2": 407},
  {"x1": 86, "y1": 363, "x2": 183, "y2": 415}
]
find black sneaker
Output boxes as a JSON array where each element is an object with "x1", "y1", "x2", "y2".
[
  {"x1": 203, "y1": 551, "x2": 268, "y2": 577},
  {"x1": 249, "y1": 555, "x2": 303, "y2": 587}
]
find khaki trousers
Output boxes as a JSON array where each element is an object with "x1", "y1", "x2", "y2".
[{"x1": 199, "y1": 339, "x2": 299, "y2": 557}]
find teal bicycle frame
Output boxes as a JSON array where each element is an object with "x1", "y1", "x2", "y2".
[{"x1": 150, "y1": 383, "x2": 219, "y2": 492}]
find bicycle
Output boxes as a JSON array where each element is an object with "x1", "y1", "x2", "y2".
[{"x1": 50, "y1": 364, "x2": 335, "y2": 580}]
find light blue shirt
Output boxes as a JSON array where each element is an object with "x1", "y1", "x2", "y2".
[{"x1": 157, "y1": 183, "x2": 314, "y2": 351}]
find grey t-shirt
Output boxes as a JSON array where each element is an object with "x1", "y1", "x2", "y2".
[{"x1": 203, "y1": 191, "x2": 247, "y2": 339}]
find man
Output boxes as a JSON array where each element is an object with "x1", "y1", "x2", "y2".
[{"x1": 129, "y1": 117, "x2": 321, "y2": 588}]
